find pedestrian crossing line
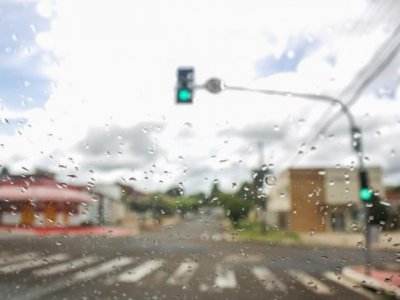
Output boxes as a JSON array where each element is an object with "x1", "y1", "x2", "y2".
[
  {"x1": 118, "y1": 259, "x2": 164, "y2": 283},
  {"x1": 288, "y1": 269, "x2": 333, "y2": 295},
  {"x1": 167, "y1": 260, "x2": 199, "y2": 286},
  {"x1": 0, "y1": 253, "x2": 68, "y2": 274},
  {"x1": 323, "y1": 271, "x2": 376, "y2": 299},
  {"x1": 251, "y1": 266, "x2": 287, "y2": 292},
  {"x1": 214, "y1": 264, "x2": 237, "y2": 289},
  {"x1": 0, "y1": 252, "x2": 39, "y2": 267},
  {"x1": 73, "y1": 257, "x2": 135, "y2": 281},
  {"x1": 33, "y1": 255, "x2": 100, "y2": 277}
]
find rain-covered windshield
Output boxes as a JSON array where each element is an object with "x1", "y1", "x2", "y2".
[{"x1": 1, "y1": 1, "x2": 400, "y2": 299}]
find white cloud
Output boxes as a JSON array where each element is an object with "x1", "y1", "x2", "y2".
[{"x1": 2, "y1": 0, "x2": 400, "y2": 192}]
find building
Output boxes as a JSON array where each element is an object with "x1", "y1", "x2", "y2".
[
  {"x1": 0, "y1": 171, "x2": 95, "y2": 227},
  {"x1": 385, "y1": 189, "x2": 400, "y2": 229},
  {"x1": 266, "y1": 167, "x2": 384, "y2": 232}
]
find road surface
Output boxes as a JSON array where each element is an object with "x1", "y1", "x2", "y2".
[{"x1": 0, "y1": 215, "x2": 393, "y2": 299}]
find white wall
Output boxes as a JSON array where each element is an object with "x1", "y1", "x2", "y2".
[
  {"x1": 267, "y1": 170, "x2": 291, "y2": 213},
  {"x1": 324, "y1": 167, "x2": 384, "y2": 206}
]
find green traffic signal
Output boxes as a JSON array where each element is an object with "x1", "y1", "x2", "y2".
[
  {"x1": 178, "y1": 89, "x2": 191, "y2": 102},
  {"x1": 360, "y1": 187, "x2": 373, "y2": 201}
]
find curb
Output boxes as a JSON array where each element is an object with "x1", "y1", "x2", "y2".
[
  {"x1": 342, "y1": 266, "x2": 400, "y2": 297},
  {"x1": 0, "y1": 226, "x2": 138, "y2": 237}
]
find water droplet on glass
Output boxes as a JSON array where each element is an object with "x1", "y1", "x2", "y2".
[
  {"x1": 318, "y1": 170, "x2": 326, "y2": 176},
  {"x1": 329, "y1": 180, "x2": 335, "y2": 186},
  {"x1": 310, "y1": 146, "x2": 317, "y2": 153},
  {"x1": 273, "y1": 125, "x2": 280, "y2": 131},
  {"x1": 265, "y1": 175, "x2": 276, "y2": 186}
]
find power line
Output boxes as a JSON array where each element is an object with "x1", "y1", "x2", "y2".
[{"x1": 285, "y1": 18, "x2": 400, "y2": 169}]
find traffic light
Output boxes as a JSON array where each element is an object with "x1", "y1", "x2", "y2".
[
  {"x1": 359, "y1": 170, "x2": 373, "y2": 201},
  {"x1": 176, "y1": 68, "x2": 194, "y2": 103}
]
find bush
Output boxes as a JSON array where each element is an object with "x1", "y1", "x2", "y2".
[{"x1": 219, "y1": 193, "x2": 251, "y2": 223}]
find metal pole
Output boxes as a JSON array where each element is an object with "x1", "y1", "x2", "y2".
[{"x1": 202, "y1": 79, "x2": 371, "y2": 274}]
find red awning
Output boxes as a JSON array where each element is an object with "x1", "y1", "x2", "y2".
[{"x1": 0, "y1": 186, "x2": 92, "y2": 203}]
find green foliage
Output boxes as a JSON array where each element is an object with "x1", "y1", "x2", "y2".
[
  {"x1": 151, "y1": 194, "x2": 174, "y2": 219},
  {"x1": 165, "y1": 186, "x2": 183, "y2": 197},
  {"x1": 235, "y1": 182, "x2": 256, "y2": 203},
  {"x1": 172, "y1": 197, "x2": 200, "y2": 214},
  {"x1": 232, "y1": 221, "x2": 300, "y2": 244},
  {"x1": 219, "y1": 193, "x2": 251, "y2": 223}
]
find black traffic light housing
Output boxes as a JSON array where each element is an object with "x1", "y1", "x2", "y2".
[
  {"x1": 176, "y1": 68, "x2": 194, "y2": 104},
  {"x1": 359, "y1": 169, "x2": 373, "y2": 201}
]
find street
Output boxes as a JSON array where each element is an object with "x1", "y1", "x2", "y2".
[{"x1": 0, "y1": 216, "x2": 392, "y2": 300}]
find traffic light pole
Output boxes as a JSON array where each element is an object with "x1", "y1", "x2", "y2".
[{"x1": 201, "y1": 78, "x2": 372, "y2": 274}]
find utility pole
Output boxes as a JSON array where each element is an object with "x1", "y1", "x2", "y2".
[{"x1": 197, "y1": 76, "x2": 374, "y2": 274}]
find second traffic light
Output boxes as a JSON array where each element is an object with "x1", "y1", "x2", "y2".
[
  {"x1": 359, "y1": 169, "x2": 373, "y2": 201},
  {"x1": 177, "y1": 68, "x2": 194, "y2": 104}
]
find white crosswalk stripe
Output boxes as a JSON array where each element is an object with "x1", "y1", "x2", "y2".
[
  {"x1": 323, "y1": 271, "x2": 376, "y2": 299},
  {"x1": 214, "y1": 264, "x2": 237, "y2": 289},
  {"x1": 251, "y1": 266, "x2": 287, "y2": 292},
  {"x1": 167, "y1": 260, "x2": 199, "y2": 286},
  {"x1": 33, "y1": 255, "x2": 100, "y2": 277},
  {"x1": 0, "y1": 253, "x2": 68, "y2": 274},
  {"x1": 288, "y1": 269, "x2": 333, "y2": 295},
  {"x1": 118, "y1": 259, "x2": 164, "y2": 283},
  {"x1": 0, "y1": 252, "x2": 374, "y2": 298},
  {"x1": 73, "y1": 257, "x2": 135, "y2": 281},
  {"x1": 0, "y1": 252, "x2": 38, "y2": 267}
]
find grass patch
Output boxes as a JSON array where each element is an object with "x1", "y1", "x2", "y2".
[{"x1": 230, "y1": 221, "x2": 301, "y2": 244}]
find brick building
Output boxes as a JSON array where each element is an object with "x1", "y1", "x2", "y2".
[{"x1": 266, "y1": 167, "x2": 384, "y2": 232}]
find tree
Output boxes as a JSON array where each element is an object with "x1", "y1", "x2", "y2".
[
  {"x1": 235, "y1": 182, "x2": 256, "y2": 203},
  {"x1": 219, "y1": 193, "x2": 251, "y2": 224},
  {"x1": 165, "y1": 186, "x2": 183, "y2": 197},
  {"x1": 208, "y1": 183, "x2": 222, "y2": 206}
]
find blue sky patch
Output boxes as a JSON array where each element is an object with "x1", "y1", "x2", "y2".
[
  {"x1": 0, "y1": 1, "x2": 52, "y2": 111},
  {"x1": 254, "y1": 35, "x2": 320, "y2": 78}
]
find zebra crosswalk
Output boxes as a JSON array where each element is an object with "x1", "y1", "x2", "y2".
[{"x1": 0, "y1": 251, "x2": 374, "y2": 298}]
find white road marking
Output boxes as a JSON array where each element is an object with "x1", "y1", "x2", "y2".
[
  {"x1": 251, "y1": 266, "x2": 287, "y2": 292},
  {"x1": 0, "y1": 253, "x2": 68, "y2": 274},
  {"x1": 8, "y1": 256, "x2": 135, "y2": 300},
  {"x1": 288, "y1": 269, "x2": 333, "y2": 295},
  {"x1": 118, "y1": 259, "x2": 164, "y2": 282},
  {"x1": 167, "y1": 261, "x2": 199, "y2": 286},
  {"x1": 323, "y1": 271, "x2": 376, "y2": 299},
  {"x1": 0, "y1": 252, "x2": 38, "y2": 266},
  {"x1": 214, "y1": 264, "x2": 237, "y2": 289},
  {"x1": 73, "y1": 257, "x2": 134, "y2": 281},
  {"x1": 33, "y1": 256, "x2": 100, "y2": 277}
]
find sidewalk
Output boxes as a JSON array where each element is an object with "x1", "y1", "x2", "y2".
[
  {"x1": 342, "y1": 266, "x2": 400, "y2": 297},
  {"x1": 0, "y1": 226, "x2": 138, "y2": 237},
  {"x1": 299, "y1": 231, "x2": 400, "y2": 251}
]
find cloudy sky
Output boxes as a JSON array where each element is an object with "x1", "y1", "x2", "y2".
[{"x1": 0, "y1": 0, "x2": 400, "y2": 194}]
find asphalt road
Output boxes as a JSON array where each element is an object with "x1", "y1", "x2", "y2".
[{"x1": 0, "y1": 215, "x2": 395, "y2": 300}]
